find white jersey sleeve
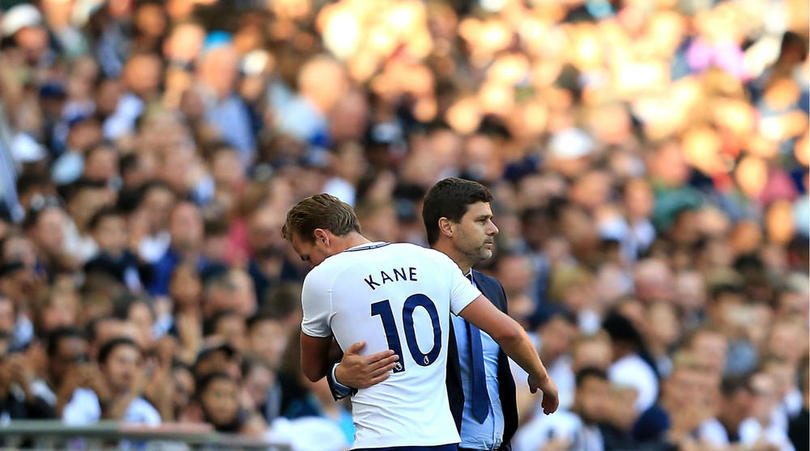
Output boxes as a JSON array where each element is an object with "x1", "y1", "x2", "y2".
[
  {"x1": 300, "y1": 270, "x2": 333, "y2": 338},
  {"x1": 443, "y1": 253, "x2": 481, "y2": 315}
]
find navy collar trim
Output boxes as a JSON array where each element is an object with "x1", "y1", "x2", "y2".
[{"x1": 343, "y1": 242, "x2": 392, "y2": 253}]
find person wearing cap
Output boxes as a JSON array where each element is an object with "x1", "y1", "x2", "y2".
[{"x1": 1, "y1": 3, "x2": 50, "y2": 64}]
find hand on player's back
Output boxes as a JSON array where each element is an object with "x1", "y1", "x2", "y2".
[
  {"x1": 528, "y1": 373, "x2": 559, "y2": 415},
  {"x1": 335, "y1": 341, "x2": 400, "y2": 389}
]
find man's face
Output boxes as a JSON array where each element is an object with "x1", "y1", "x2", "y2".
[
  {"x1": 452, "y1": 201, "x2": 498, "y2": 264},
  {"x1": 576, "y1": 375, "x2": 610, "y2": 424},
  {"x1": 539, "y1": 316, "x2": 577, "y2": 363},
  {"x1": 290, "y1": 232, "x2": 331, "y2": 269},
  {"x1": 33, "y1": 208, "x2": 67, "y2": 257},
  {"x1": 169, "y1": 202, "x2": 203, "y2": 250},
  {"x1": 51, "y1": 337, "x2": 88, "y2": 382},
  {"x1": 94, "y1": 216, "x2": 128, "y2": 256},
  {"x1": 201, "y1": 378, "x2": 239, "y2": 427},
  {"x1": 102, "y1": 344, "x2": 141, "y2": 394},
  {"x1": 249, "y1": 319, "x2": 287, "y2": 369},
  {"x1": 0, "y1": 298, "x2": 14, "y2": 334}
]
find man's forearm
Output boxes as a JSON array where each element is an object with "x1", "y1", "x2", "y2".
[{"x1": 496, "y1": 326, "x2": 549, "y2": 382}]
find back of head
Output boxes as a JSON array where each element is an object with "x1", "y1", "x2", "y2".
[
  {"x1": 282, "y1": 193, "x2": 360, "y2": 242},
  {"x1": 422, "y1": 177, "x2": 493, "y2": 245}
]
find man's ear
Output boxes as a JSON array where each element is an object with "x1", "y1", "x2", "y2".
[
  {"x1": 438, "y1": 217, "x2": 454, "y2": 238},
  {"x1": 313, "y1": 228, "x2": 330, "y2": 246}
]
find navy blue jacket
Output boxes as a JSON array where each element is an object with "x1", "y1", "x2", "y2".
[{"x1": 446, "y1": 270, "x2": 517, "y2": 451}]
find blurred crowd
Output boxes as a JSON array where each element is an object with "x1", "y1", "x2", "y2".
[{"x1": 0, "y1": 0, "x2": 807, "y2": 450}]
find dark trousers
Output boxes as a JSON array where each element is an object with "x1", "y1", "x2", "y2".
[{"x1": 353, "y1": 445, "x2": 458, "y2": 451}]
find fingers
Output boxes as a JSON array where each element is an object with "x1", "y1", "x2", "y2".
[
  {"x1": 366, "y1": 371, "x2": 392, "y2": 386},
  {"x1": 363, "y1": 349, "x2": 395, "y2": 363},
  {"x1": 366, "y1": 354, "x2": 399, "y2": 372},
  {"x1": 345, "y1": 341, "x2": 367, "y2": 354}
]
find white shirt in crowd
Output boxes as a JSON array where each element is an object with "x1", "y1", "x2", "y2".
[
  {"x1": 608, "y1": 354, "x2": 659, "y2": 413},
  {"x1": 62, "y1": 387, "x2": 160, "y2": 426}
]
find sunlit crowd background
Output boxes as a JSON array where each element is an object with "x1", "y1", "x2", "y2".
[{"x1": 0, "y1": 0, "x2": 807, "y2": 450}]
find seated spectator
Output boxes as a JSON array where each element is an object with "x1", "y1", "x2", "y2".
[
  {"x1": 61, "y1": 337, "x2": 160, "y2": 425},
  {"x1": 84, "y1": 207, "x2": 149, "y2": 291},
  {"x1": 195, "y1": 371, "x2": 265, "y2": 435}
]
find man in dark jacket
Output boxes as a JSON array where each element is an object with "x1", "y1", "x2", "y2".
[{"x1": 329, "y1": 178, "x2": 538, "y2": 451}]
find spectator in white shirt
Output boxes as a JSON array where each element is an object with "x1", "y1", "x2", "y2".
[{"x1": 62, "y1": 337, "x2": 160, "y2": 425}]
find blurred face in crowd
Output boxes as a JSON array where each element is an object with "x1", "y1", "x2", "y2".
[
  {"x1": 765, "y1": 320, "x2": 808, "y2": 364},
  {"x1": 102, "y1": 343, "x2": 142, "y2": 394},
  {"x1": 170, "y1": 263, "x2": 201, "y2": 311},
  {"x1": 538, "y1": 315, "x2": 578, "y2": 364},
  {"x1": 664, "y1": 364, "x2": 706, "y2": 410},
  {"x1": 124, "y1": 53, "x2": 162, "y2": 97},
  {"x1": 749, "y1": 372, "x2": 779, "y2": 424},
  {"x1": 38, "y1": 289, "x2": 79, "y2": 332},
  {"x1": 139, "y1": 185, "x2": 175, "y2": 233},
  {"x1": 248, "y1": 206, "x2": 284, "y2": 253},
  {"x1": 646, "y1": 302, "x2": 679, "y2": 349},
  {"x1": 330, "y1": 90, "x2": 369, "y2": 142},
  {"x1": 0, "y1": 297, "x2": 15, "y2": 334},
  {"x1": 68, "y1": 186, "x2": 112, "y2": 231},
  {"x1": 211, "y1": 148, "x2": 245, "y2": 190},
  {"x1": 169, "y1": 202, "x2": 203, "y2": 253},
  {"x1": 721, "y1": 383, "x2": 755, "y2": 429},
  {"x1": 764, "y1": 360, "x2": 796, "y2": 401},
  {"x1": 633, "y1": 258, "x2": 675, "y2": 303},
  {"x1": 572, "y1": 337, "x2": 612, "y2": 372},
  {"x1": 249, "y1": 318, "x2": 288, "y2": 370},
  {"x1": 164, "y1": 22, "x2": 205, "y2": 63},
  {"x1": 674, "y1": 270, "x2": 706, "y2": 312},
  {"x1": 198, "y1": 45, "x2": 239, "y2": 98},
  {"x1": 607, "y1": 385, "x2": 639, "y2": 430},
  {"x1": 298, "y1": 56, "x2": 347, "y2": 113},
  {"x1": 50, "y1": 335, "x2": 89, "y2": 384},
  {"x1": 228, "y1": 270, "x2": 257, "y2": 317},
  {"x1": 243, "y1": 363, "x2": 273, "y2": 409},
  {"x1": 84, "y1": 146, "x2": 118, "y2": 182},
  {"x1": 127, "y1": 302, "x2": 155, "y2": 351},
  {"x1": 200, "y1": 376, "x2": 240, "y2": 428},
  {"x1": 495, "y1": 254, "x2": 532, "y2": 296},
  {"x1": 575, "y1": 373, "x2": 610, "y2": 425},
  {"x1": 624, "y1": 178, "x2": 653, "y2": 221},
  {"x1": 30, "y1": 207, "x2": 67, "y2": 258},
  {"x1": 13, "y1": 24, "x2": 49, "y2": 63},
  {"x1": 172, "y1": 365, "x2": 194, "y2": 414},
  {"x1": 93, "y1": 215, "x2": 128, "y2": 256},
  {"x1": 214, "y1": 313, "x2": 247, "y2": 352},
  {"x1": 689, "y1": 330, "x2": 728, "y2": 377}
]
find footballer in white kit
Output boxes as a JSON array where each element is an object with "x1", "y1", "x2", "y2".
[{"x1": 301, "y1": 242, "x2": 480, "y2": 449}]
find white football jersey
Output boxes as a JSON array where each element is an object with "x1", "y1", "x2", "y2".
[{"x1": 301, "y1": 242, "x2": 481, "y2": 449}]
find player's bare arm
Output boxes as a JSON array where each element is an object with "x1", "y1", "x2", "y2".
[
  {"x1": 459, "y1": 295, "x2": 560, "y2": 415},
  {"x1": 300, "y1": 332, "x2": 334, "y2": 382}
]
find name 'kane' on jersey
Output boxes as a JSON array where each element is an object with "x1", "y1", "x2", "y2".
[{"x1": 301, "y1": 242, "x2": 481, "y2": 449}]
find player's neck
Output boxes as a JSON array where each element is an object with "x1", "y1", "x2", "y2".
[
  {"x1": 336, "y1": 231, "x2": 372, "y2": 251},
  {"x1": 432, "y1": 241, "x2": 473, "y2": 275}
]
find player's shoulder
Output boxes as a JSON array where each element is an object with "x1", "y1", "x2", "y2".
[
  {"x1": 302, "y1": 257, "x2": 344, "y2": 288},
  {"x1": 390, "y1": 243, "x2": 458, "y2": 266}
]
